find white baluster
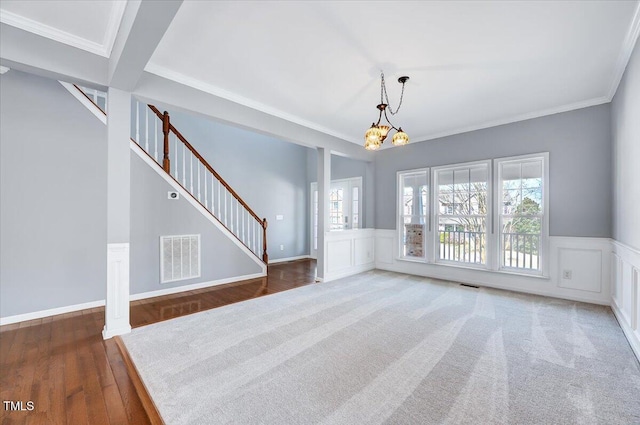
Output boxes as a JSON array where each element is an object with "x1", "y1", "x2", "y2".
[
  {"x1": 189, "y1": 153, "x2": 194, "y2": 194},
  {"x1": 204, "y1": 168, "x2": 208, "y2": 209},
  {"x1": 135, "y1": 101, "x2": 140, "y2": 144},
  {"x1": 173, "y1": 135, "x2": 177, "y2": 178},
  {"x1": 197, "y1": 162, "x2": 201, "y2": 201},
  {"x1": 224, "y1": 189, "x2": 228, "y2": 226},
  {"x1": 182, "y1": 145, "x2": 186, "y2": 186},
  {"x1": 217, "y1": 181, "x2": 221, "y2": 219},
  {"x1": 145, "y1": 106, "x2": 149, "y2": 152},
  {"x1": 154, "y1": 118, "x2": 158, "y2": 162}
]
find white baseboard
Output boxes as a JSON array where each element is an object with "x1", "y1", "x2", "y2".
[
  {"x1": 129, "y1": 272, "x2": 266, "y2": 301},
  {"x1": 323, "y1": 263, "x2": 375, "y2": 283},
  {"x1": 0, "y1": 299, "x2": 105, "y2": 326},
  {"x1": 269, "y1": 255, "x2": 311, "y2": 264},
  {"x1": 1, "y1": 273, "x2": 266, "y2": 326},
  {"x1": 375, "y1": 230, "x2": 612, "y2": 305},
  {"x1": 611, "y1": 301, "x2": 640, "y2": 362}
]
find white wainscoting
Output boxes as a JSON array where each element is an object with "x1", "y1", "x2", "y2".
[
  {"x1": 611, "y1": 240, "x2": 640, "y2": 359},
  {"x1": 103, "y1": 243, "x2": 132, "y2": 339},
  {"x1": 374, "y1": 230, "x2": 611, "y2": 305},
  {"x1": 323, "y1": 229, "x2": 375, "y2": 281}
]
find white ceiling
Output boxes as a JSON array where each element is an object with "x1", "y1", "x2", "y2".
[
  {"x1": 1, "y1": 0, "x2": 638, "y2": 147},
  {"x1": 0, "y1": 0, "x2": 125, "y2": 57}
]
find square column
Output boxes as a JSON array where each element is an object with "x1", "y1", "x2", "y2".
[
  {"x1": 316, "y1": 148, "x2": 331, "y2": 280},
  {"x1": 103, "y1": 88, "x2": 132, "y2": 339}
]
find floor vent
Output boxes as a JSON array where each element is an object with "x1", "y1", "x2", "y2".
[{"x1": 460, "y1": 283, "x2": 479, "y2": 289}]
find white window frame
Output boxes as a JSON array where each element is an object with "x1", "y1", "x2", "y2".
[
  {"x1": 395, "y1": 154, "x2": 549, "y2": 278},
  {"x1": 494, "y1": 153, "x2": 549, "y2": 277},
  {"x1": 432, "y1": 160, "x2": 492, "y2": 269},
  {"x1": 397, "y1": 168, "x2": 430, "y2": 262}
]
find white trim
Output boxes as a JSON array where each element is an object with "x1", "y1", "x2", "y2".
[
  {"x1": 144, "y1": 63, "x2": 362, "y2": 145},
  {"x1": 129, "y1": 272, "x2": 266, "y2": 301},
  {"x1": 608, "y1": 1, "x2": 640, "y2": 100},
  {"x1": 392, "y1": 97, "x2": 611, "y2": 147},
  {"x1": 103, "y1": 242, "x2": 131, "y2": 339},
  {"x1": 0, "y1": 66, "x2": 9, "y2": 74},
  {"x1": 323, "y1": 263, "x2": 375, "y2": 283},
  {"x1": 130, "y1": 141, "x2": 268, "y2": 274},
  {"x1": 0, "y1": 272, "x2": 268, "y2": 326},
  {"x1": 0, "y1": 9, "x2": 110, "y2": 57},
  {"x1": 102, "y1": 1, "x2": 127, "y2": 58},
  {"x1": 375, "y1": 230, "x2": 612, "y2": 305},
  {"x1": 0, "y1": 299, "x2": 105, "y2": 326},
  {"x1": 611, "y1": 301, "x2": 640, "y2": 362},
  {"x1": 59, "y1": 81, "x2": 106, "y2": 124},
  {"x1": 610, "y1": 239, "x2": 640, "y2": 362},
  {"x1": 269, "y1": 255, "x2": 311, "y2": 264},
  {"x1": 494, "y1": 152, "x2": 550, "y2": 277}
]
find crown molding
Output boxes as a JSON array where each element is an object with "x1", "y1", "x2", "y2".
[
  {"x1": 405, "y1": 96, "x2": 611, "y2": 146},
  {"x1": 607, "y1": 1, "x2": 640, "y2": 100},
  {"x1": 144, "y1": 63, "x2": 361, "y2": 145},
  {"x1": 0, "y1": 9, "x2": 110, "y2": 57},
  {"x1": 102, "y1": 1, "x2": 127, "y2": 58}
]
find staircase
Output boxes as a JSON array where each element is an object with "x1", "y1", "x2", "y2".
[{"x1": 73, "y1": 84, "x2": 268, "y2": 265}]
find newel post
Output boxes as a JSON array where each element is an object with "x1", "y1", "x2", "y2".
[
  {"x1": 262, "y1": 218, "x2": 268, "y2": 265},
  {"x1": 162, "y1": 111, "x2": 170, "y2": 173}
]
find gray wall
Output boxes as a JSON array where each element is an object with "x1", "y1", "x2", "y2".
[
  {"x1": 374, "y1": 104, "x2": 612, "y2": 238},
  {"x1": 130, "y1": 153, "x2": 262, "y2": 295},
  {"x1": 0, "y1": 70, "x2": 107, "y2": 317},
  {"x1": 166, "y1": 110, "x2": 311, "y2": 260},
  {"x1": 611, "y1": 38, "x2": 640, "y2": 250}
]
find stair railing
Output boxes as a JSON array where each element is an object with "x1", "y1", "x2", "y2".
[
  {"x1": 74, "y1": 84, "x2": 268, "y2": 264},
  {"x1": 144, "y1": 104, "x2": 268, "y2": 264}
]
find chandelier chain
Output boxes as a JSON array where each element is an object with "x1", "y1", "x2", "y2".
[{"x1": 380, "y1": 71, "x2": 406, "y2": 115}]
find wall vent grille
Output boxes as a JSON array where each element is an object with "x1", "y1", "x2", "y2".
[{"x1": 160, "y1": 234, "x2": 201, "y2": 283}]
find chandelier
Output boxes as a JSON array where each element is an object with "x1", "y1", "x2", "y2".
[{"x1": 364, "y1": 71, "x2": 410, "y2": 150}]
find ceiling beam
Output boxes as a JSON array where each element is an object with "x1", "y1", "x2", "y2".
[
  {"x1": 0, "y1": 23, "x2": 108, "y2": 87},
  {"x1": 135, "y1": 71, "x2": 374, "y2": 161},
  {"x1": 108, "y1": 0, "x2": 183, "y2": 91}
]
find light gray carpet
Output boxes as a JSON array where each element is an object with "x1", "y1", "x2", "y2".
[{"x1": 121, "y1": 270, "x2": 640, "y2": 425}]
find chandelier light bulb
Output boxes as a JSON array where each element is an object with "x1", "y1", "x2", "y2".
[
  {"x1": 392, "y1": 128, "x2": 410, "y2": 146},
  {"x1": 364, "y1": 125, "x2": 382, "y2": 150}
]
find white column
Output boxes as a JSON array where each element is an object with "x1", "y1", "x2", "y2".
[
  {"x1": 103, "y1": 88, "x2": 132, "y2": 339},
  {"x1": 316, "y1": 148, "x2": 331, "y2": 280}
]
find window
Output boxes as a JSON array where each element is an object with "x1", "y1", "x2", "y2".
[
  {"x1": 434, "y1": 162, "x2": 489, "y2": 266},
  {"x1": 398, "y1": 170, "x2": 428, "y2": 259},
  {"x1": 329, "y1": 187, "x2": 344, "y2": 230},
  {"x1": 496, "y1": 155, "x2": 547, "y2": 273},
  {"x1": 396, "y1": 153, "x2": 548, "y2": 276}
]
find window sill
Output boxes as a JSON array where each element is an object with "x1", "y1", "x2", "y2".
[{"x1": 394, "y1": 257, "x2": 550, "y2": 280}]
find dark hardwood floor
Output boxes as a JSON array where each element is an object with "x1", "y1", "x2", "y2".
[{"x1": 0, "y1": 259, "x2": 316, "y2": 425}]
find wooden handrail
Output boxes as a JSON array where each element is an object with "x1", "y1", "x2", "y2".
[
  {"x1": 148, "y1": 105, "x2": 265, "y2": 228},
  {"x1": 162, "y1": 111, "x2": 171, "y2": 173},
  {"x1": 262, "y1": 218, "x2": 268, "y2": 264}
]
